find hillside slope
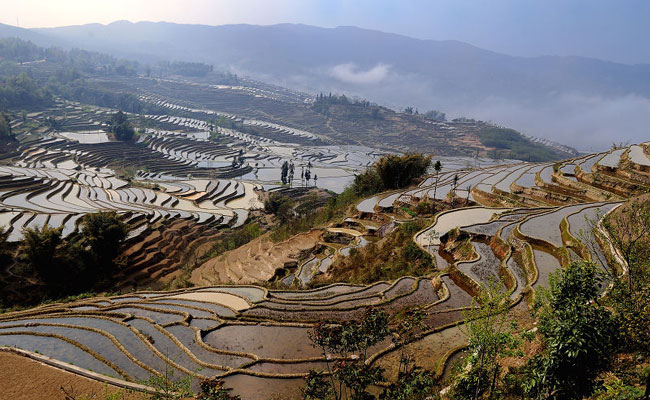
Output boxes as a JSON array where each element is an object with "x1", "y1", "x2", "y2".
[{"x1": 3, "y1": 21, "x2": 650, "y2": 148}]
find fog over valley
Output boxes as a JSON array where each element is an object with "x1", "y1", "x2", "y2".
[{"x1": 1, "y1": 20, "x2": 647, "y2": 150}]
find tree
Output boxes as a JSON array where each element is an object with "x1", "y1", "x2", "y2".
[
  {"x1": 0, "y1": 112, "x2": 13, "y2": 139},
  {"x1": 601, "y1": 198, "x2": 650, "y2": 395},
  {"x1": 352, "y1": 168, "x2": 383, "y2": 196},
  {"x1": 60, "y1": 384, "x2": 130, "y2": 400},
  {"x1": 375, "y1": 154, "x2": 431, "y2": 190},
  {"x1": 113, "y1": 122, "x2": 135, "y2": 141},
  {"x1": 15, "y1": 213, "x2": 127, "y2": 297},
  {"x1": 353, "y1": 153, "x2": 431, "y2": 196},
  {"x1": 580, "y1": 198, "x2": 650, "y2": 357},
  {"x1": 281, "y1": 160, "x2": 289, "y2": 185},
  {"x1": 452, "y1": 279, "x2": 521, "y2": 400},
  {"x1": 143, "y1": 363, "x2": 193, "y2": 400},
  {"x1": 80, "y1": 211, "x2": 128, "y2": 277},
  {"x1": 603, "y1": 197, "x2": 650, "y2": 293},
  {"x1": 379, "y1": 368, "x2": 437, "y2": 400},
  {"x1": 303, "y1": 371, "x2": 334, "y2": 400},
  {"x1": 264, "y1": 193, "x2": 294, "y2": 224},
  {"x1": 20, "y1": 224, "x2": 63, "y2": 275},
  {"x1": 381, "y1": 307, "x2": 437, "y2": 400},
  {"x1": 0, "y1": 226, "x2": 11, "y2": 267},
  {"x1": 423, "y1": 110, "x2": 446, "y2": 122},
  {"x1": 19, "y1": 224, "x2": 77, "y2": 292},
  {"x1": 432, "y1": 160, "x2": 442, "y2": 200},
  {"x1": 450, "y1": 174, "x2": 459, "y2": 207},
  {"x1": 108, "y1": 111, "x2": 135, "y2": 141},
  {"x1": 0, "y1": 72, "x2": 52, "y2": 109},
  {"x1": 306, "y1": 308, "x2": 390, "y2": 400},
  {"x1": 198, "y1": 378, "x2": 241, "y2": 400},
  {"x1": 304, "y1": 307, "x2": 436, "y2": 400},
  {"x1": 525, "y1": 261, "x2": 616, "y2": 399}
]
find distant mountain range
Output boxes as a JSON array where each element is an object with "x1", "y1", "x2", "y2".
[{"x1": 1, "y1": 21, "x2": 649, "y2": 149}]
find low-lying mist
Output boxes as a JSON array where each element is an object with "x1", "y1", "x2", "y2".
[
  {"x1": 460, "y1": 93, "x2": 650, "y2": 152},
  {"x1": 271, "y1": 64, "x2": 649, "y2": 152}
]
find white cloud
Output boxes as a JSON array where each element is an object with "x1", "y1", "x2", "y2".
[{"x1": 329, "y1": 63, "x2": 390, "y2": 85}]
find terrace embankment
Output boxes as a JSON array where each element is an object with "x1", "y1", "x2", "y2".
[
  {"x1": 2, "y1": 73, "x2": 649, "y2": 398},
  {"x1": 191, "y1": 230, "x2": 323, "y2": 285},
  {"x1": 0, "y1": 277, "x2": 451, "y2": 398}
]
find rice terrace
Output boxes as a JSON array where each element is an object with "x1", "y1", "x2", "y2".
[{"x1": 0, "y1": 2, "x2": 649, "y2": 399}]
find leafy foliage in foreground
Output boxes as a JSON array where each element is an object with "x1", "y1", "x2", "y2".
[
  {"x1": 603, "y1": 197, "x2": 650, "y2": 356},
  {"x1": 451, "y1": 279, "x2": 522, "y2": 399},
  {"x1": 304, "y1": 308, "x2": 437, "y2": 400},
  {"x1": 525, "y1": 261, "x2": 617, "y2": 399}
]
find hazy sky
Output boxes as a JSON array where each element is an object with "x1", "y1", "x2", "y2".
[{"x1": 2, "y1": 0, "x2": 649, "y2": 64}]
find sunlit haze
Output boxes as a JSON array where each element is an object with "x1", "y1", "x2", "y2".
[{"x1": 3, "y1": 0, "x2": 650, "y2": 64}]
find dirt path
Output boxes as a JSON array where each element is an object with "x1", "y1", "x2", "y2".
[{"x1": 0, "y1": 352, "x2": 142, "y2": 400}]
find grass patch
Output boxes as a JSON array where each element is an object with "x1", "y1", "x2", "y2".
[
  {"x1": 268, "y1": 153, "x2": 431, "y2": 242},
  {"x1": 327, "y1": 219, "x2": 434, "y2": 284},
  {"x1": 477, "y1": 126, "x2": 568, "y2": 162},
  {"x1": 269, "y1": 187, "x2": 359, "y2": 242}
]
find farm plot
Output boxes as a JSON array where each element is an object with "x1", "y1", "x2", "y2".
[
  {"x1": 367, "y1": 144, "x2": 650, "y2": 213},
  {"x1": 628, "y1": 144, "x2": 650, "y2": 168},
  {"x1": 532, "y1": 249, "x2": 562, "y2": 289},
  {"x1": 566, "y1": 203, "x2": 620, "y2": 268},
  {"x1": 0, "y1": 161, "x2": 259, "y2": 242},
  {"x1": 518, "y1": 203, "x2": 599, "y2": 248},
  {"x1": 455, "y1": 201, "x2": 617, "y2": 296},
  {"x1": 415, "y1": 207, "x2": 507, "y2": 246},
  {"x1": 598, "y1": 148, "x2": 626, "y2": 169},
  {"x1": 0, "y1": 276, "x2": 461, "y2": 395},
  {"x1": 456, "y1": 242, "x2": 504, "y2": 289}
]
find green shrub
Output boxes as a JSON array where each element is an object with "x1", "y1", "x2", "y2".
[
  {"x1": 594, "y1": 378, "x2": 644, "y2": 400},
  {"x1": 353, "y1": 153, "x2": 431, "y2": 196},
  {"x1": 81, "y1": 211, "x2": 128, "y2": 277},
  {"x1": 525, "y1": 261, "x2": 617, "y2": 399},
  {"x1": 328, "y1": 219, "x2": 433, "y2": 283},
  {"x1": 476, "y1": 127, "x2": 566, "y2": 162},
  {"x1": 108, "y1": 111, "x2": 135, "y2": 141}
]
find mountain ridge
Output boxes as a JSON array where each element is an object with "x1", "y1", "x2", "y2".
[{"x1": 2, "y1": 21, "x2": 650, "y2": 149}]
